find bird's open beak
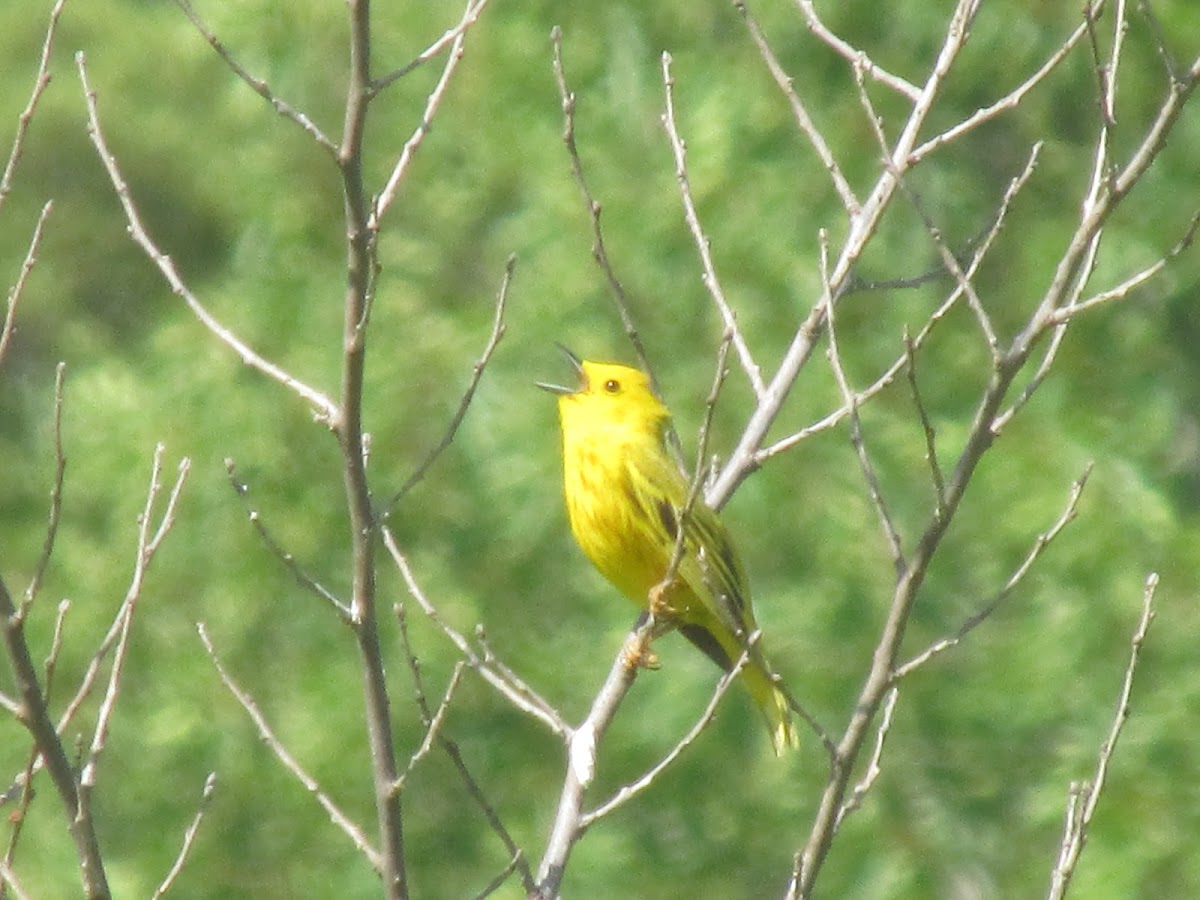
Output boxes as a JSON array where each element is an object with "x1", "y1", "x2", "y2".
[{"x1": 536, "y1": 344, "x2": 586, "y2": 395}]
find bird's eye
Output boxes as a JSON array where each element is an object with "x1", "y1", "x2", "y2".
[{"x1": 604, "y1": 379, "x2": 620, "y2": 393}]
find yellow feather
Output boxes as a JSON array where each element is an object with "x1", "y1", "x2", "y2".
[{"x1": 542, "y1": 356, "x2": 799, "y2": 755}]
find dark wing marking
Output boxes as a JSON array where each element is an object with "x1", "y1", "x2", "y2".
[
  {"x1": 678, "y1": 623, "x2": 733, "y2": 672},
  {"x1": 656, "y1": 499, "x2": 678, "y2": 540}
]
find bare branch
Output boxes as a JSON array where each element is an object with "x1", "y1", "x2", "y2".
[
  {"x1": 823, "y1": 278, "x2": 905, "y2": 571},
  {"x1": 76, "y1": 52, "x2": 339, "y2": 423},
  {"x1": 1047, "y1": 573, "x2": 1157, "y2": 900},
  {"x1": 660, "y1": 52, "x2": 765, "y2": 400},
  {"x1": 834, "y1": 686, "x2": 898, "y2": 829},
  {"x1": 372, "y1": 0, "x2": 492, "y2": 93},
  {"x1": 580, "y1": 643, "x2": 754, "y2": 828},
  {"x1": 1, "y1": 202, "x2": 53, "y2": 370},
  {"x1": 197, "y1": 623, "x2": 382, "y2": 871},
  {"x1": 78, "y1": 449, "x2": 191, "y2": 829},
  {"x1": 710, "y1": 0, "x2": 985, "y2": 511},
  {"x1": 393, "y1": 604, "x2": 536, "y2": 895},
  {"x1": 332, "y1": 3, "x2": 412, "y2": 891},
  {"x1": 734, "y1": 1, "x2": 859, "y2": 213},
  {"x1": 549, "y1": 28, "x2": 662, "y2": 394},
  {"x1": 384, "y1": 528, "x2": 568, "y2": 736},
  {"x1": 909, "y1": 18, "x2": 1089, "y2": 164},
  {"x1": 172, "y1": 0, "x2": 337, "y2": 153},
  {"x1": 2, "y1": 578, "x2": 108, "y2": 895},
  {"x1": 792, "y1": 0, "x2": 922, "y2": 101},
  {"x1": 903, "y1": 332, "x2": 946, "y2": 510},
  {"x1": 372, "y1": 9, "x2": 482, "y2": 226},
  {"x1": 392, "y1": 664, "x2": 466, "y2": 797},
  {"x1": 534, "y1": 616, "x2": 658, "y2": 899},
  {"x1": 386, "y1": 255, "x2": 513, "y2": 511},
  {"x1": 758, "y1": 141, "x2": 1042, "y2": 465},
  {"x1": 224, "y1": 460, "x2": 351, "y2": 622},
  {"x1": 20, "y1": 362, "x2": 67, "y2": 618},
  {"x1": 151, "y1": 772, "x2": 217, "y2": 900},
  {"x1": 0, "y1": 0, "x2": 67, "y2": 210},
  {"x1": 894, "y1": 465, "x2": 1092, "y2": 680},
  {"x1": 4, "y1": 443, "x2": 186, "y2": 898}
]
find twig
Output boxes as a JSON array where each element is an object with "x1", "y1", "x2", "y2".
[
  {"x1": 580, "y1": 643, "x2": 754, "y2": 828},
  {"x1": 909, "y1": 15, "x2": 1091, "y2": 163},
  {"x1": 1047, "y1": 208, "x2": 1200, "y2": 325},
  {"x1": 393, "y1": 605, "x2": 536, "y2": 895},
  {"x1": 224, "y1": 460, "x2": 351, "y2": 622},
  {"x1": 392, "y1": 664, "x2": 466, "y2": 797},
  {"x1": 758, "y1": 141, "x2": 1043, "y2": 465},
  {"x1": 1046, "y1": 574, "x2": 1157, "y2": 900},
  {"x1": 0, "y1": 862, "x2": 28, "y2": 900},
  {"x1": 78, "y1": 449, "x2": 191, "y2": 830},
  {"x1": 534, "y1": 616, "x2": 658, "y2": 900},
  {"x1": 172, "y1": 0, "x2": 337, "y2": 154},
  {"x1": 792, "y1": 0, "x2": 922, "y2": 102},
  {"x1": 473, "y1": 852, "x2": 523, "y2": 900},
  {"x1": 372, "y1": 0, "x2": 492, "y2": 94},
  {"x1": 903, "y1": 332, "x2": 946, "y2": 511},
  {"x1": 1, "y1": 202, "x2": 54, "y2": 369},
  {"x1": 895, "y1": 465, "x2": 1092, "y2": 679},
  {"x1": 890, "y1": 167, "x2": 1000, "y2": 360},
  {"x1": 709, "y1": 0, "x2": 985, "y2": 512},
  {"x1": 694, "y1": 335, "x2": 733, "y2": 495},
  {"x1": 20, "y1": 362, "x2": 67, "y2": 618},
  {"x1": 548, "y1": 28, "x2": 659, "y2": 389},
  {"x1": 733, "y1": 0, "x2": 859, "y2": 214},
  {"x1": 49, "y1": 448, "x2": 187, "y2": 752},
  {"x1": 660, "y1": 53, "x2": 765, "y2": 399},
  {"x1": 197, "y1": 623, "x2": 382, "y2": 871},
  {"x1": 372, "y1": 7, "x2": 482, "y2": 226},
  {"x1": 386, "y1": 255, "x2": 513, "y2": 511},
  {"x1": 1137, "y1": 0, "x2": 1180, "y2": 82},
  {"x1": 76, "y1": 52, "x2": 338, "y2": 423},
  {"x1": 383, "y1": 528, "x2": 568, "y2": 736},
  {"x1": 151, "y1": 773, "x2": 217, "y2": 899},
  {"x1": 834, "y1": 686, "x2": 898, "y2": 828},
  {"x1": 0, "y1": 0, "x2": 67, "y2": 210},
  {"x1": 823, "y1": 271, "x2": 905, "y2": 572},
  {"x1": 44, "y1": 600, "x2": 72, "y2": 700}
]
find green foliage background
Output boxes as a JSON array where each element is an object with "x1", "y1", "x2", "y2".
[{"x1": 2, "y1": 1, "x2": 1198, "y2": 897}]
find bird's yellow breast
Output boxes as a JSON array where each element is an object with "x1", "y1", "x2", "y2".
[{"x1": 562, "y1": 431, "x2": 671, "y2": 604}]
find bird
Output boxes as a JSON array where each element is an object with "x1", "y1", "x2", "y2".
[{"x1": 538, "y1": 347, "x2": 799, "y2": 755}]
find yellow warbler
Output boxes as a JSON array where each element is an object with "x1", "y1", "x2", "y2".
[{"x1": 539, "y1": 349, "x2": 799, "y2": 755}]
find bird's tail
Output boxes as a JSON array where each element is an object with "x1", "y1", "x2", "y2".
[
  {"x1": 741, "y1": 660, "x2": 801, "y2": 756},
  {"x1": 678, "y1": 621, "x2": 800, "y2": 755}
]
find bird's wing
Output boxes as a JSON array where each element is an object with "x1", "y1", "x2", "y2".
[
  {"x1": 627, "y1": 448, "x2": 757, "y2": 642},
  {"x1": 677, "y1": 501, "x2": 758, "y2": 641}
]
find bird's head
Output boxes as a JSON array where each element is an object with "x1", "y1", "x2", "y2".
[{"x1": 537, "y1": 346, "x2": 668, "y2": 435}]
